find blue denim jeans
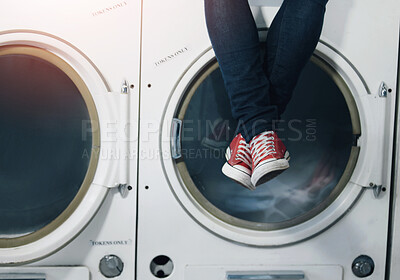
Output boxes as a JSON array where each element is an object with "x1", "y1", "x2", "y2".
[{"x1": 205, "y1": 0, "x2": 328, "y2": 142}]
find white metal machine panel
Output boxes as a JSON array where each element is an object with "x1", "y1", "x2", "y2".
[
  {"x1": 139, "y1": 1, "x2": 399, "y2": 280},
  {"x1": 185, "y1": 265, "x2": 343, "y2": 280},
  {"x1": 0, "y1": 267, "x2": 89, "y2": 280},
  {"x1": 0, "y1": 0, "x2": 141, "y2": 279}
]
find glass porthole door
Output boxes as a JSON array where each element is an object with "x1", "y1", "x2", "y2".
[
  {"x1": 171, "y1": 54, "x2": 361, "y2": 232},
  {"x1": 0, "y1": 46, "x2": 99, "y2": 248}
]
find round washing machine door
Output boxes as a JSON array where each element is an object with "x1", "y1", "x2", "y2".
[
  {"x1": 0, "y1": 43, "x2": 110, "y2": 262},
  {"x1": 161, "y1": 45, "x2": 366, "y2": 246}
]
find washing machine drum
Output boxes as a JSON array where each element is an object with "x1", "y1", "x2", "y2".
[
  {"x1": 0, "y1": 49, "x2": 97, "y2": 241},
  {"x1": 175, "y1": 57, "x2": 360, "y2": 230}
]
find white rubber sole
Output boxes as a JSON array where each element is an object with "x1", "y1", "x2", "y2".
[
  {"x1": 251, "y1": 151, "x2": 290, "y2": 187},
  {"x1": 221, "y1": 146, "x2": 255, "y2": 190},
  {"x1": 222, "y1": 162, "x2": 255, "y2": 191}
]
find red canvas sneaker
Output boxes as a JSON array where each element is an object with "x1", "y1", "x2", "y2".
[
  {"x1": 250, "y1": 131, "x2": 290, "y2": 186},
  {"x1": 222, "y1": 133, "x2": 255, "y2": 190}
]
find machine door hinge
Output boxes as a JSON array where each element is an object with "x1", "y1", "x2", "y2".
[
  {"x1": 378, "y1": 82, "x2": 389, "y2": 97},
  {"x1": 107, "y1": 80, "x2": 131, "y2": 95},
  {"x1": 121, "y1": 80, "x2": 130, "y2": 94},
  {"x1": 363, "y1": 182, "x2": 384, "y2": 198},
  {"x1": 117, "y1": 183, "x2": 132, "y2": 197}
]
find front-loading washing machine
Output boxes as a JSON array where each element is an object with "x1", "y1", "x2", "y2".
[
  {"x1": 138, "y1": 0, "x2": 399, "y2": 279},
  {"x1": 0, "y1": 0, "x2": 141, "y2": 279}
]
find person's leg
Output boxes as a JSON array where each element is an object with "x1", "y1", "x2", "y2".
[
  {"x1": 204, "y1": 0, "x2": 278, "y2": 142},
  {"x1": 250, "y1": 0, "x2": 329, "y2": 186},
  {"x1": 264, "y1": 0, "x2": 329, "y2": 116},
  {"x1": 205, "y1": 0, "x2": 270, "y2": 189}
]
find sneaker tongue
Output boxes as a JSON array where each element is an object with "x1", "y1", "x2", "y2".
[{"x1": 252, "y1": 131, "x2": 273, "y2": 141}]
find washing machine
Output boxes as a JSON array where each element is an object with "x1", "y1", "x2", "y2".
[
  {"x1": 138, "y1": 0, "x2": 399, "y2": 279},
  {"x1": 0, "y1": 0, "x2": 140, "y2": 279}
]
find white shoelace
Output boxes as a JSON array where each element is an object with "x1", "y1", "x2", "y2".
[
  {"x1": 235, "y1": 138, "x2": 252, "y2": 167},
  {"x1": 250, "y1": 131, "x2": 276, "y2": 166}
]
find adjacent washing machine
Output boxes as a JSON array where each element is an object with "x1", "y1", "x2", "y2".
[
  {"x1": 138, "y1": 0, "x2": 399, "y2": 279},
  {"x1": 0, "y1": 0, "x2": 140, "y2": 279}
]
